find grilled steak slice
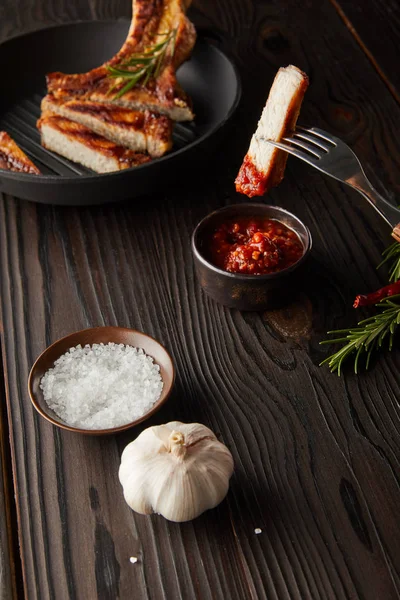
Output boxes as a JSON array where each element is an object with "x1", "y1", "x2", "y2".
[
  {"x1": 235, "y1": 65, "x2": 309, "y2": 197},
  {"x1": 38, "y1": 113, "x2": 152, "y2": 173},
  {"x1": 42, "y1": 95, "x2": 173, "y2": 157},
  {"x1": 0, "y1": 131, "x2": 40, "y2": 174},
  {"x1": 46, "y1": 0, "x2": 196, "y2": 121}
]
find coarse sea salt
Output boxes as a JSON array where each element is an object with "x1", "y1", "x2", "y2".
[{"x1": 40, "y1": 343, "x2": 163, "y2": 430}]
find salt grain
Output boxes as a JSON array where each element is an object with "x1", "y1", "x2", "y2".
[
  {"x1": 40, "y1": 343, "x2": 163, "y2": 429},
  {"x1": 254, "y1": 528, "x2": 262, "y2": 535},
  {"x1": 129, "y1": 557, "x2": 138, "y2": 564}
]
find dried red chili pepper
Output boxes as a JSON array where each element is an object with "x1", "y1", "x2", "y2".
[{"x1": 353, "y1": 280, "x2": 400, "y2": 308}]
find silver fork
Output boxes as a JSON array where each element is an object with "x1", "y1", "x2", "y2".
[{"x1": 265, "y1": 127, "x2": 400, "y2": 243}]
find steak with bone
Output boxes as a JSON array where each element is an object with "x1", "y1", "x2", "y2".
[{"x1": 46, "y1": 0, "x2": 196, "y2": 122}]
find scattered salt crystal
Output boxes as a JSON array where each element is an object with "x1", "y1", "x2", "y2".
[
  {"x1": 129, "y1": 557, "x2": 138, "y2": 564},
  {"x1": 40, "y1": 343, "x2": 163, "y2": 429},
  {"x1": 254, "y1": 528, "x2": 262, "y2": 535}
]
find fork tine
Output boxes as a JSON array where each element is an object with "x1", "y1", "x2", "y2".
[
  {"x1": 297, "y1": 126, "x2": 338, "y2": 146},
  {"x1": 291, "y1": 131, "x2": 330, "y2": 152},
  {"x1": 282, "y1": 136, "x2": 324, "y2": 158},
  {"x1": 263, "y1": 139, "x2": 319, "y2": 164}
]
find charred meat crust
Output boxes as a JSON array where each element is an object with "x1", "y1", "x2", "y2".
[
  {"x1": 46, "y1": 0, "x2": 166, "y2": 93},
  {"x1": 68, "y1": 102, "x2": 172, "y2": 142},
  {"x1": 0, "y1": 131, "x2": 40, "y2": 174},
  {"x1": 37, "y1": 114, "x2": 152, "y2": 167},
  {"x1": 41, "y1": 95, "x2": 173, "y2": 156},
  {"x1": 266, "y1": 72, "x2": 309, "y2": 190}
]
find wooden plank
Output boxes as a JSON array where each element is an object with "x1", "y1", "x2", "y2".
[
  {"x1": 1, "y1": 0, "x2": 400, "y2": 599},
  {"x1": 0, "y1": 352, "x2": 15, "y2": 600},
  {"x1": 329, "y1": 0, "x2": 400, "y2": 103}
]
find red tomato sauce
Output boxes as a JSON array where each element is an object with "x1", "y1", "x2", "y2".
[
  {"x1": 209, "y1": 217, "x2": 304, "y2": 275},
  {"x1": 235, "y1": 155, "x2": 267, "y2": 197}
]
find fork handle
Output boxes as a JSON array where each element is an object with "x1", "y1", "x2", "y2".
[
  {"x1": 392, "y1": 225, "x2": 400, "y2": 243},
  {"x1": 349, "y1": 172, "x2": 400, "y2": 242}
]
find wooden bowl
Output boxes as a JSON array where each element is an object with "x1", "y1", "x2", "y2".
[{"x1": 28, "y1": 327, "x2": 175, "y2": 435}]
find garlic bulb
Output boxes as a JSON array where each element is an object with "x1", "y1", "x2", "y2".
[{"x1": 119, "y1": 421, "x2": 234, "y2": 522}]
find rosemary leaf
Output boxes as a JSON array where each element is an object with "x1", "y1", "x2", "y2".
[
  {"x1": 124, "y1": 56, "x2": 155, "y2": 65},
  {"x1": 106, "y1": 28, "x2": 177, "y2": 99},
  {"x1": 320, "y1": 295, "x2": 400, "y2": 375},
  {"x1": 378, "y1": 241, "x2": 400, "y2": 282},
  {"x1": 107, "y1": 66, "x2": 140, "y2": 77},
  {"x1": 319, "y1": 336, "x2": 352, "y2": 344},
  {"x1": 113, "y1": 77, "x2": 140, "y2": 100}
]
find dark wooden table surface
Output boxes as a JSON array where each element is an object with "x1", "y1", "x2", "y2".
[{"x1": 1, "y1": 0, "x2": 400, "y2": 598}]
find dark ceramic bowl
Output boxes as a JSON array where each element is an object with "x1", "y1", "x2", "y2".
[
  {"x1": 192, "y1": 203, "x2": 312, "y2": 310},
  {"x1": 28, "y1": 327, "x2": 175, "y2": 435}
]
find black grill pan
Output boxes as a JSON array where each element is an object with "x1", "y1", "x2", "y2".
[{"x1": 0, "y1": 21, "x2": 241, "y2": 205}]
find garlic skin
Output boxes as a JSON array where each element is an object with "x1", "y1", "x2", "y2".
[{"x1": 119, "y1": 421, "x2": 234, "y2": 522}]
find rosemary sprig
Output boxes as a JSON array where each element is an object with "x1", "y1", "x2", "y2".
[
  {"x1": 320, "y1": 295, "x2": 400, "y2": 375},
  {"x1": 378, "y1": 241, "x2": 400, "y2": 282},
  {"x1": 106, "y1": 29, "x2": 177, "y2": 100}
]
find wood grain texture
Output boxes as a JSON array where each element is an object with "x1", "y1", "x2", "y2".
[
  {"x1": 0, "y1": 351, "x2": 17, "y2": 600},
  {"x1": 1, "y1": 0, "x2": 400, "y2": 599},
  {"x1": 329, "y1": 0, "x2": 400, "y2": 103}
]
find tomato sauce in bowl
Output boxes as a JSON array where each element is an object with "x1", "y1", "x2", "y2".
[
  {"x1": 191, "y1": 203, "x2": 312, "y2": 310},
  {"x1": 209, "y1": 217, "x2": 304, "y2": 275}
]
